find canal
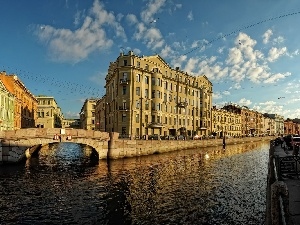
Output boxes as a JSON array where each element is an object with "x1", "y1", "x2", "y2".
[{"x1": 0, "y1": 141, "x2": 269, "y2": 225}]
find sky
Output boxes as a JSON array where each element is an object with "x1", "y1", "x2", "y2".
[{"x1": 1, "y1": 0, "x2": 300, "y2": 119}]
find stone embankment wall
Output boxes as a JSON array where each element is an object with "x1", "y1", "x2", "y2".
[{"x1": 108, "y1": 133, "x2": 274, "y2": 159}]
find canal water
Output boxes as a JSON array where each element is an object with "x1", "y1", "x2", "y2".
[{"x1": 0, "y1": 141, "x2": 270, "y2": 225}]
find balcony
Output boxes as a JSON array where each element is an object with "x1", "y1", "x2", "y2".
[
  {"x1": 147, "y1": 122, "x2": 164, "y2": 128},
  {"x1": 118, "y1": 106, "x2": 128, "y2": 111},
  {"x1": 177, "y1": 101, "x2": 188, "y2": 108},
  {"x1": 120, "y1": 79, "x2": 129, "y2": 85}
]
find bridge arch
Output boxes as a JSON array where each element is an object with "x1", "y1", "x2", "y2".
[{"x1": 0, "y1": 128, "x2": 110, "y2": 163}]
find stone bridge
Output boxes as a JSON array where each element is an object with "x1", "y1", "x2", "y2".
[{"x1": 0, "y1": 128, "x2": 111, "y2": 163}]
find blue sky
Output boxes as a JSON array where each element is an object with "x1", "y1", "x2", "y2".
[{"x1": 1, "y1": 0, "x2": 300, "y2": 119}]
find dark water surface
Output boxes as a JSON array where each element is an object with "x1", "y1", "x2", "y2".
[{"x1": 0, "y1": 141, "x2": 269, "y2": 225}]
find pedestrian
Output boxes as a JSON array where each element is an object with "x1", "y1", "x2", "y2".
[{"x1": 280, "y1": 135, "x2": 284, "y2": 148}]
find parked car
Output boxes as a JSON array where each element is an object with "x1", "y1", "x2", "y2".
[
  {"x1": 193, "y1": 135, "x2": 201, "y2": 140},
  {"x1": 161, "y1": 135, "x2": 176, "y2": 140},
  {"x1": 176, "y1": 135, "x2": 185, "y2": 140},
  {"x1": 291, "y1": 136, "x2": 300, "y2": 155},
  {"x1": 148, "y1": 134, "x2": 161, "y2": 140}
]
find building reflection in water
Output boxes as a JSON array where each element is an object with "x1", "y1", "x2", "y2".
[{"x1": 1, "y1": 141, "x2": 269, "y2": 225}]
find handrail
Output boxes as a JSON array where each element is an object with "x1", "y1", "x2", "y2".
[{"x1": 273, "y1": 157, "x2": 287, "y2": 225}]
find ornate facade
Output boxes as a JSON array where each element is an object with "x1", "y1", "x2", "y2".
[
  {"x1": 212, "y1": 105, "x2": 242, "y2": 137},
  {"x1": 104, "y1": 51, "x2": 213, "y2": 138}
]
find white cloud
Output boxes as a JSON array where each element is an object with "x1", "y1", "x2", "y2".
[
  {"x1": 267, "y1": 47, "x2": 287, "y2": 62},
  {"x1": 34, "y1": 0, "x2": 126, "y2": 63},
  {"x1": 126, "y1": 14, "x2": 139, "y2": 25},
  {"x1": 144, "y1": 27, "x2": 164, "y2": 49},
  {"x1": 226, "y1": 47, "x2": 243, "y2": 65},
  {"x1": 238, "y1": 98, "x2": 252, "y2": 106},
  {"x1": 262, "y1": 29, "x2": 273, "y2": 44},
  {"x1": 187, "y1": 11, "x2": 193, "y2": 21},
  {"x1": 160, "y1": 45, "x2": 174, "y2": 58},
  {"x1": 212, "y1": 92, "x2": 222, "y2": 100},
  {"x1": 223, "y1": 90, "x2": 230, "y2": 95},
  {"x1": 141, "y1": 0, "x2": 166, "y2": 23},
  {"x1": 273, "y1": 36, "x2": 284, "y2": 44},
  {"x1": 183, "y1": 57, "x2": 199, "y2": 74}
]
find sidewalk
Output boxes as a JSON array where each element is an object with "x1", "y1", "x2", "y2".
[{"x1": 273, "y1": 144, "x2": 300, "y2": 225}]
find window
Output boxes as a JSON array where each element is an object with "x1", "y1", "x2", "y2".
[
  {"x1": 165, "y1": 117, "x2": 167, "y2": 124},
  {"x1": 145, "y1": 76, "x2": 149, "y2": 84},
  {"x1": 123, "y1": 72, "x2": 127, "y2": 80},
  {"x1": 151, "y1": 90, "x2": 155, "y2": 98},
  {"x1": 136, "y1": 87, "x2": 140, "y2": 96},
  {"x1": 145, "y1": 89, "x2": 148, "y2": 98},
  {"x1": 157, "y1": 116, "x2": 161, "y2": 123},
  {"x1": 122, "y1": 86, "x2": 126, "y2": 95},
  {"x1": 145, "y1": 101, "x2": 149, "y2": 110},
  {"x1": 122, "y1": 113, "x2": 126, "y2": 122},
  {"x1": 164, "y1": 93, "x2": 167, "y2": 102},
  {"x1": 157, "y1": 90, "x2": 160, "y2": 99},
  {"x1": 136, "y1": 100, "x2": 140, "y2": 109},
  {"x1": 124, "y1": 60, "x2": 127, "y2": 66},
  {"x1": 137, "y1": 61, "x2": 140, "y2": 68},
  {"x1": 145, "y1": 115, "x2": 148, "y2": 124},
  {"x1": 145, "y1": 64, "x2": 149, "y2": 70},
  {"x1": 136, "y1": 74, "x2": 140, "y2": 82},
  {"x1": 174, "y1": 118, "x2": 176, "y2": 125},
  {"x1": 151, "y1": 77, "x2": 155, "y2": 85},
  {"x1": 122, "y1": 102, "x2": 126, "y2": 109},
  {"x1": 151, "y1": 115, "x2": 155, "y2": 123}
]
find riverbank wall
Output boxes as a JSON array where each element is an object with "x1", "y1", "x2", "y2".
[{"x1": 107, "y1": 134, "x2": 274, "y2": 159}]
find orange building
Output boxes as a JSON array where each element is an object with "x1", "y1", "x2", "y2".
[
  {"x1": 284, "y1": 119, "x2": 297, "y2": 135},
  {"x1": 0, "y1": 71, "x2": 37, "y2": 129}
]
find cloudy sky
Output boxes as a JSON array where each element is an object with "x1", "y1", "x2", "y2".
[{"x1": 1, "y1": 0, "x2": 300, "y2": 119}]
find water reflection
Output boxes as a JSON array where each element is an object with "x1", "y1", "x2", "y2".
[{"x1": 0, "y1": 141, "x2": 269, "y2": 225}]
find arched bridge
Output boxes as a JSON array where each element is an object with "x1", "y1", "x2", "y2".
[{"x1": 0, "y1": 128, "x2": 111, "y2": 163}]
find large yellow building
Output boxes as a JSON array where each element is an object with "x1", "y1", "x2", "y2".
[
  {"x1": 36, "y1": 95, "x2": 64, "y2": 128},
  {"x1": 211, "y1": 106, "x2": 242, "y2": 137},
  {"x1": 79, "y1": 98, "x2": 99, "y2": 130},
  {"x1": 104, "y1": 51, "x2": 213, "y2": 138}
]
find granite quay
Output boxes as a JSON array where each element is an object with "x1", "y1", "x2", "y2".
[{"x1": 0, "y1": 128, "x2": 275, "y2": 164}]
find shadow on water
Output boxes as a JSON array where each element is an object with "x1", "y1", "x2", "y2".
[{"x1": 0, "y1": 141, "x2": 270, "y2": 225}]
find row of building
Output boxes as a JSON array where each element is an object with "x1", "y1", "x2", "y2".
[
  {"x1": 1, "y1": 52, "x2": 299, "y2": 137},
  {"x1": 0, "y1": 71, "x2": 79, "y2": 130},
  {"x1": 79, "y1": 51, "x2": 295, "y2": 138}
]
